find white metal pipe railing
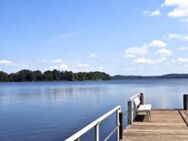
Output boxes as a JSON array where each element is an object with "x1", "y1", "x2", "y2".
[
  {"x1": 65, "y1": 105, "x2": 121, "y2": 141},
  {"x1": 116, "y1": 110, "x2": 120, "y2": 141},
  {"x1": 95, "y1": 124, "x2": 99, "y2": 141}
]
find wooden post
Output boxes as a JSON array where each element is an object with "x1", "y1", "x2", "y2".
[
  {"x1": 119, "y1": 112, "x2": 123, "y2": 139},
  {"x1": 183, "y1": 94, "x2": 188, "y2": 110},
  {"x1": 140, "y1": 93, "x2": 144, "y2": 105},
  {"x1": 128, "y1": 100, "x2": 133, "y2": 125}
]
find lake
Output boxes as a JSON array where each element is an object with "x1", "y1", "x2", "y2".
[{"x1": 0, "y1": 79, "x2": 188, "y2": 141}]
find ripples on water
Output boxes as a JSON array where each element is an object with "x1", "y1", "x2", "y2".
[{"x1": 0, "y1": 79, "x2": 188, "y2": 141}]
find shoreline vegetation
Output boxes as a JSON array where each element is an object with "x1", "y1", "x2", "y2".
[
  {"x1": 113, "y1": 74, "x2": 188, "y2": 80},
  {"x1": 1, "y1": 69, "x2": 188, "y2": 82},
  {"x1": 0, "y1": 70, "x2": 111, "y2": 82}
]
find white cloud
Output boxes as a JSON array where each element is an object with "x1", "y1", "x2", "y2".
[
  {"x1": 134, "y1": 58, "x2": 155, "y2": 64},
  {"x1": 49, "y1": 59, "x2": 69, "y2": 70},
  {"x1": 124, "y1": 40, "x2": 167, "y2": 58},
  {"x1": 71, "y1": 62, "x2": 105, "y2": 72},
  {"x1": 168, "y1": 33, "x2": 188, "y2": 40},
  {"x1": 162, "y1": 0, "x2": 188, "y2": 18},
  {"x1": 148, "y1": 40, "x2": 166, "y2": 48},
  {"x1": 144, "y1": 10, "x2": 161, "y2": 16},
  {"x1": 162, "y1": 0, "x2": 188, "y2": 7},
  {"x1": 49, "y1": 64, "x2": 69, "y2": 70},
  {"x1": 0, "y1": 60, "x2": 12, "y2": 66},
  {"x1": 176, "y1": 57, "x2": 188, "y2": 63},
  {"x1": 51, "y1": 59, "x2": 63, "y2": 63},
  {"x1": 124, "y1": 39, "x2": 171, "y2": 66},
  {"x1": 125, "y1": 46, "x2": 147, "y2": 55},
  {"x1": 172, "y1": 57, "x2": 188, "y2": 66},
  {"x1": 168, "y1": 8, "x2": 188, "y2": 18},
  {"x1": 168, "y1": 33, "x2": 180, "y2": 39},
  {"x1": 72, "y1": 63, "x2": 91, "y2": 72},
  {"x1": 89, "y1": 53, "x2": 98, "y2": 59},
  {"x1": 134, "y1": 57, "x2": 168, "y2": 65},
  {"x1": 156, "y1": 48, "x2": 172, "y2": 56},
  {"x1": 0, "y1": 60, "x2": 26, "y2": 68},
  {"x1": 151, "y1": 10, "x2": 161, "y2": 16},
  {"x1": 179, "y1": 46, "x2": 188, "y2": 51},
  {"x1": 144, "y1": 0, "x2": 188, "y2": 25}
]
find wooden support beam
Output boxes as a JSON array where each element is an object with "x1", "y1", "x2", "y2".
[
  {"x1": 128, "y1": 100, "x2": 133, "y2": 125},
  {"x1": 119, "y1": 112, "x2": 123, "y2": 139},
  {"x1": 140, "y1": 93, "x2": 144, "y2": 104},
  {"x1": 183, "y1": 94, "x2": 188, "y2": 110}
]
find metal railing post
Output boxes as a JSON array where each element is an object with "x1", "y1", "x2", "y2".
[{"x1": 95, "y1": 123, "x2": 99, "y2": 141}]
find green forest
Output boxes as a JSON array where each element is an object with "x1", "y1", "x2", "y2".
[{"x1": 0, "y1": 70, "x2": 111, "y2": 82}]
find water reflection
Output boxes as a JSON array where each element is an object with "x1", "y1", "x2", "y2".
[{"x1": 0, "y1": 84, "x2": 108, "y2": 105}]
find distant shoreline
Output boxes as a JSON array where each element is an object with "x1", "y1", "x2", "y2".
[
  {"x1": 1, "y1": 69, "x2": 188, "y2": 82},
  {"x1": 0, "y1": 69, "x2": 111, "y2": 82},
  {"x1": 112, "y1": 74, "x2": 188, "y2": 80}
]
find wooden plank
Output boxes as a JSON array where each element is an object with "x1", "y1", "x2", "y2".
[
  {"x1": 179, "y1": 110, "x2": 188, "y2": 126},
  {"x1": 122, "y1": 110, "x2": 188, "y2": 141}
]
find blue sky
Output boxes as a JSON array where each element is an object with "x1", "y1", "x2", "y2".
[{"x1": 1, "y1": 0, "x2": 188, "y2": 75}]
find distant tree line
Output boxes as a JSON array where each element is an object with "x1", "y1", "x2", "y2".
[
  {"x1": 0, "y1": 70, "x2": 111, "y2": 82},
  {"x1": 112, "y1": 74, "x2": 188, "y2": 80}
]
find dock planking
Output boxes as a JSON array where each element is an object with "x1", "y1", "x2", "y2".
[{"x1": 122, "y1": 110, "x2": 188, "y2": 141}]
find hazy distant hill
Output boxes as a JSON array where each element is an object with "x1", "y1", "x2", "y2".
[{"x1": 112, "y1": 74, "x2": 188, "y2": 80}]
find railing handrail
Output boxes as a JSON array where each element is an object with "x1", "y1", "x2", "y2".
[{"x1": 65, "y1": 105, "x2": 121, "y2": 141}]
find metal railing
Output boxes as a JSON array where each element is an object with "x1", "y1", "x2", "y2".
[{"x1": 65, "y1": 106, "x2": 122, "y2": 141}]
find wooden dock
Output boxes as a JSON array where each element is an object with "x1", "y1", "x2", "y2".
[
  {"x1": 65, "y1": 93, "x2": 188, "y2": 141},
  {"x1": 122, "y1": 109, "x2": 188, "y2": 141}
]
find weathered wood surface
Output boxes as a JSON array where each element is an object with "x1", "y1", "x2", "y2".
[
  {"x1": 179, "y1": 110, "x2": 188, "y2": 126},
  {"x1": 122, "y1": 110, "x2": 188, "y2": 141}
]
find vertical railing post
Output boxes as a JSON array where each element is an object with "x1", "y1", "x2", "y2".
[
  {"x1": 95, "y1": 123, "x2": 99, "y2": 141},
  {"x1": 183, "y1": 94, "x2": 188, "y2": 110},
  {"x1": 119, "y1": 112, "x2": 123, "y2": 139},
  {"x1": 116, "y1": 110, "x2": 120, "y2": 141},
  {"x1": 140, "y1": 93, "x2": 144, "y2": 104},
  {"x1": 128, "y1": 100, "x2": 133, "y2": 125}
]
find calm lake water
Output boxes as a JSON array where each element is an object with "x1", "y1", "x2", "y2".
[{"x1": 0, "y1": 79, "x2": 188, "y2": 141}]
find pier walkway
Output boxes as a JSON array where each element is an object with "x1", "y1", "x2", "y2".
[{"x1": 122, "y1": 109, "x2": 188, "y2": 141}]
